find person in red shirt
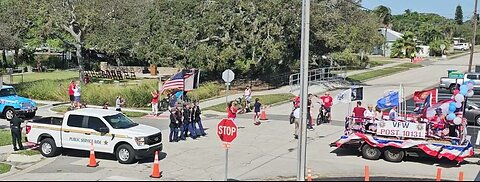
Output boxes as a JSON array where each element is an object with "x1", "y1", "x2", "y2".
[
  {"x1": 68, "y1": 81, "x2": 75, "y2": 107},
  {"x1": 319, "y1": 92, "x2": 333, "y2": 122},
  {"x1": 352, "y1": 101, "x2": 366, "y2": 123},
  {"x1": 151, "y1": 90, "x2": 159, "y2": 116},
  {"x1": 227, "y1": 101, "x2": 238, "y2": 121}
]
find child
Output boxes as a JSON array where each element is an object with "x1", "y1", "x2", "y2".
[{"x1": 253, "y1": 98, "x2": 262, "y2": 125}]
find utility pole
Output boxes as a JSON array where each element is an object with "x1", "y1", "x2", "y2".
[
  {"x1": 468, "y1": 0, "x2": 478, "y2": 72},
  {"x1": 297, "y1": 0, "x2": 310, "y2": 181}
]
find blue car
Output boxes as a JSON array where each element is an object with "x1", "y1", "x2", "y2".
[{"x1": 0, "y1": 85, "x2": 37, "y2": 120}]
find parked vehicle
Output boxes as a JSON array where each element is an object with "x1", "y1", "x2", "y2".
[
  {"x1": 464, "y1": 102, "x2": 480, "y2": 126},
  {"x1": 453, "y1": 43, "x2": 471, "y2": 51},
  {"x1": 26, "y1": 108, "x2": 163, "y2": 164},
  {"x1": 0, "y1": 85, "x2": 37, "y2": 120},
  {"x1": 439, "y1": 72, "x2": 480, "y2": 93}
]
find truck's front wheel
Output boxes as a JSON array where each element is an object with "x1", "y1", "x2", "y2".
[
  {"x1": 116, "y1": 144, "x2": 136, "y2": 164},
  {"x1": 40, "y1": 138, "x2": 59, "y2": 157},
  {"x1": 3, "y1": 108, "x2": 15, "y2": 121}
]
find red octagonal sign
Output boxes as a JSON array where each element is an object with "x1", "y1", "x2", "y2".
[{"x1": 217, "y1": 118, "x2": 238, "y2": 143}]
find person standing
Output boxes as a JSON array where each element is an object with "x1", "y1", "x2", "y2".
[
  {"x1": 253, "y1": 98, "x2": 262, "y2": 125},
  {"x1": 191, "y1": 100, "x2": 207, "y2": 136},
  {"x1": 307, "y1": 94, "x2": 314, "y2": 130},
  {"x1": 73, "y1": 82, "x2": 81, "y2": 109},
  {"x1": 169, "y1": 108, "x2": 179, "y2": 142},
  {"x1": 10, "y1": 112, "x2": 24, "y2": 151},
  {"x1": 244, "y1": 86, "x2": 252, "y2": 111},
  {"x1": 151, "y1": 90, "x2": 159, "y2": 116},
  {"x1": 168, "y1": 93, "x2": 177, "y2": 111},
  {"x1": 352, "y1": 101, "x2": 366, "y2": 120},
  {"x1": 227, "y1": 101, "x2": 238, "y2": 121},
  {"x1": 115, "y1": 96, "x2": 125, "y2": 112},
  {"x1": 68, "y1": 81, "x2": 75, "y2": 107}
]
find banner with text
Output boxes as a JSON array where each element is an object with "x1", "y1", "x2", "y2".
[{"x1": 376, "y1": 121, "x2": 427, "y2": 139}]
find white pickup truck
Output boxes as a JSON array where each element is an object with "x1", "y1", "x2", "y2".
[{"x1": 26, "y1": 108, "x2": 163, "y2": 164}]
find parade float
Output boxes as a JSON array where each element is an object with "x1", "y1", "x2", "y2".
[{"x1": 330, "y1": 81, "x2": 476, "y2": 164}]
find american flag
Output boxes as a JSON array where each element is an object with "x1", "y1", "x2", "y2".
[{"x1": 160, "y1": 70, "x2": 194, "y2": 94}]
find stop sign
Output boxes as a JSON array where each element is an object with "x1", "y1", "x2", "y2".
[{"x1": 217, "y1": 118, "x2": 238, "y2": 143}]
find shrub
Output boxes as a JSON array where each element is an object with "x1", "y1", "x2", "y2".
[
  {"x1": 330, "y1": 51, "x2": 369, "y2": 68},
  {"x1": 187, "y1": 81, "x2": 223, "y2": 101}
]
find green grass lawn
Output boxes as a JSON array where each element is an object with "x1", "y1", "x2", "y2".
[
  {"x1": 0, "y1": 129, "x2": 26, "y2": 146},
  {"x1": 2, "y1": 71, "x2": 79, "y2": 84},
  {"x1": 51, "y1": 105, "x2": 147, "y2": 118},
  {"x1": 205, "y1": 93, "x2": 294, "y2": 112},
  {"x1": 14, "y1": 149, "x2": 41, "y2": 156},
  {"x1": 347, "y1": 63, "x2": 422, "y2": 83},
  {"x1": 0, "y1": 163, "x2": 11, "y2": 174}
]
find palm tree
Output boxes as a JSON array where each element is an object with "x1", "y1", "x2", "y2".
[
  {"x1": 391, "y1": 32, "x2": 420, "y2": 58},
  {"x1": 373, "y1": 5, "x2": 392, "y2": 57}
]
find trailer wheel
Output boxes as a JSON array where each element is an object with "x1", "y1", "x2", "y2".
[
  {"x1": 361, "y1": 144, "x2": 381, "y2": 160},
  {"x1": 384, "y1": 148, "x2": 405, "y2": 162}
]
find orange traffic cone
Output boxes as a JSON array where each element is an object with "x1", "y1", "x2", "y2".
[
  {"x1": 150, "y1": 150, "x2": 162, "y2": 178},
  {"x1": 459, "y1": 171, "x2": 464, "y2": 181},
  {"x1": 364, "y1": 165, "x2": 369, "y2": 181},
  {"x1": 87, "y1": 142, "x2": 98, "y2": 167},
  {"x1": 260, "y1": 110, "x2": 268, "y2": 120},
  {"x1": 436, "y1": 168, "x2": 442, "y2": 181},
  {"x1": 307, "y1": 168, "x2": 312, "y2": 181}
]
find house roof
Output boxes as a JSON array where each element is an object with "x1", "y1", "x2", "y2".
[{"x1": 378, "y1": 28, "x2": 403, "y2": 42}]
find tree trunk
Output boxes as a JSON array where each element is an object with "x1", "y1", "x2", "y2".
[
  {"x1": 13, "y1": 48, "x2": 19, "y2": 66},
  {"x1": 1, "y1": 49, "x2": 5, "y2": 67},
  {"x1": 75, "y1": 45, "x2": 85, "y2": 81}
]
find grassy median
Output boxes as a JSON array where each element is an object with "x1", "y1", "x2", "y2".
[
  {"x1": 0, "y1": 129, "x2": 26, "y2": 146},
  {"x1": 204, "y1": 93, "x2": 294, "y2": 112},
  {"x1": 347, "y1": 63, "x2": 422, "y2": 82}
]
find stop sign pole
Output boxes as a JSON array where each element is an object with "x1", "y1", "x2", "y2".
[{"x1": 217, "y1": 118, "x2": 238, "y2": 181}]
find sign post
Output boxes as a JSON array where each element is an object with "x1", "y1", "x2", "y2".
[
  {"x1": 217, "y1": 118, "x2": 238, "y2": 181},
  {"x1": 222, "y1": 69, "x2": 235, "y2": 105}
]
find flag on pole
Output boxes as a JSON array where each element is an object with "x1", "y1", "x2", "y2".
[
  {"x1": 333, "y1": 89, "x2": 352, "y2": 105},
  {"x1": 160, "y1": 70, "x2": 185, "y2": 94},
  {"x1": 351, "y1": 87, "x2": 363, "y2": 101},
  {"x1": 184, "y1": 69, "x2": 200, "y2": 91},
  {"x1": 376, "y1": 91, "x2": 399, "y2": 110},
  {"x1": 413, "y1": 88, "x2": 438, "y2": 104}
]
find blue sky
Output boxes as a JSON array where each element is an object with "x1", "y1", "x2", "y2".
[{"x1": 361, "y1": 0, "x2": 475, "y2": 19}]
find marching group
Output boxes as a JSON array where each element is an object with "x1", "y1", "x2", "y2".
[{"x1": 168, "y1": 100, "x2": 207, "y2": 142}]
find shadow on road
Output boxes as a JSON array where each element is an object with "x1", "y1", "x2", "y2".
[{"x1": 59, "y1": 149, "x2": 167, "y2": 164}]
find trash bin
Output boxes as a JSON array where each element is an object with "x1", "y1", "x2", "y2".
[
  {"x1": 149, "y1": 64, "x2": 158, "y2": 76},
  {"x1": 475, "y1": 65, "x2": 480, "y2": 73}
]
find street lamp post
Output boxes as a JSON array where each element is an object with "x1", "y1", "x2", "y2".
[{"x1": 297, "y1": 0, "x2": 310, "y2": 181}]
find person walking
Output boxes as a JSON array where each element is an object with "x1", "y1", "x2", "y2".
[
  {"x1": 227, "y1": 101, "x2": 238, "y2": 121},
  {"x1": 168, "y1": 93, "x2": 177, "y2": 111},
  {"x1": 68, "y1": 81, "x2": 75, "y2": 107},
  {"x1": 191, "y1": 100, "x2": 207, "y2": 136},
  {"x1": 253, "y1": 98, "x2": 262, "y2": 125},
  {"x1": 151, "y1": 90, "x2": 159, "y2": 116},
  {"x1": 115, "y1": 96, "x2": 125, "y2": 112},
  {"x1": 73, "y1": 82, "x2": 81, "y2": 109},
  {"x1": 10, "y1": 112, "x2": 24, "y2": 151},
  {"x1": 183, "y1": 104, "x2": 197, "y2": 139},
  {"x1": 244, "y1": 86, "x2": 252, "y2": 111},
  {"x1": 176, "y1": 106, "x2": 186, "y2": 141},
  {"x1": 169, "y1": 108, "x2": 179, "y2": 142}
]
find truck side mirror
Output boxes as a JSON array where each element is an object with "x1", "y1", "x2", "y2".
[{"x1": 98, "y1": 127, "x2": 109, "y2": 133}]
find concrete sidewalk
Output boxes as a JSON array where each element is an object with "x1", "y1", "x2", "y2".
[{"x1": 346, "y1": 60, "x2": 408, "y2": 77}]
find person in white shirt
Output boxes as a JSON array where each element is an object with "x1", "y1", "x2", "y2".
[
  {"x1": 364, "y1": 105, "x2": 375, "y2": 120},
  {"x1": 244, "y1": 86, "x2": 252, "y2": 110},
  {"x1": 73, "y1": 83, "x2": 81, "y2": 108},
  {"x1": 116, "y1": 96, "x2": 125, "y2": 112},
  {"x1": 389, "y1": 106, "x2": 398, "y2": 121}
]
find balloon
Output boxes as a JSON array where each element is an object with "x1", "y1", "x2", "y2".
[
  {"x1": 468, "y1": 83, "x2": 474, "y2": 90},
  {"x1": 460, "y1": 85, "x2": 468, "y2": 93},
  {"x1": 447, "y1": 113, "x2": 456, "y2": 120},
  {"x1": 455, "y1": 102, "x2": 463, "y2": 108},
  {"x1": 460, "y1": 89, "x2": 468, "y2": 96},
  {"x1": 455, "y1": 94, "x2": 465, "y2": 102},
  {"x1": 466, "y1": 90, "x2": 474, "y2": 97},
  {"x1": 453, "y1": 117, "x2": 462, "y2": 125},
  {"x1": 449, "y1": 103, "x2": 457, "y2": 112},
  {"x1": 453, "y1": 90, "x2": 460, "y2": 95}
]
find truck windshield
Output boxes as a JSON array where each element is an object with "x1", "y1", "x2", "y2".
[
  {"x1": 103, "y1": 114, "x2": 139, "y2": 129},
  {"x1": 0, "y1": 88, "x2": 16, "y2": 97}
]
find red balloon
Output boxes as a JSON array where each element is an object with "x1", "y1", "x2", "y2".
[{"x1": 453, "y1": 90, "x2": 460, "y2": 95}]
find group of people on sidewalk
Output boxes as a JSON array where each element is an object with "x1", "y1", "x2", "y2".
[
  {"x1": 68, "y1": 80, "x2": 83, "y2": 109},
  {"x1": 226, "y1": 86, "x2": 264, "y2": 126},
  {"x1": 169, "y1": 101, "x2": 207, "y2": 142},
  {"x1": 291, "y1": 92, "x2": 333, "y2": 139}
]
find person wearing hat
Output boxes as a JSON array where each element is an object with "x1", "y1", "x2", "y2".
[
  {"x1": 169, "y1": 108, "x2": 179, "y2": 142},
  {"x1": 10, "y1": 112, "x2": 24, "y2": 151}
]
